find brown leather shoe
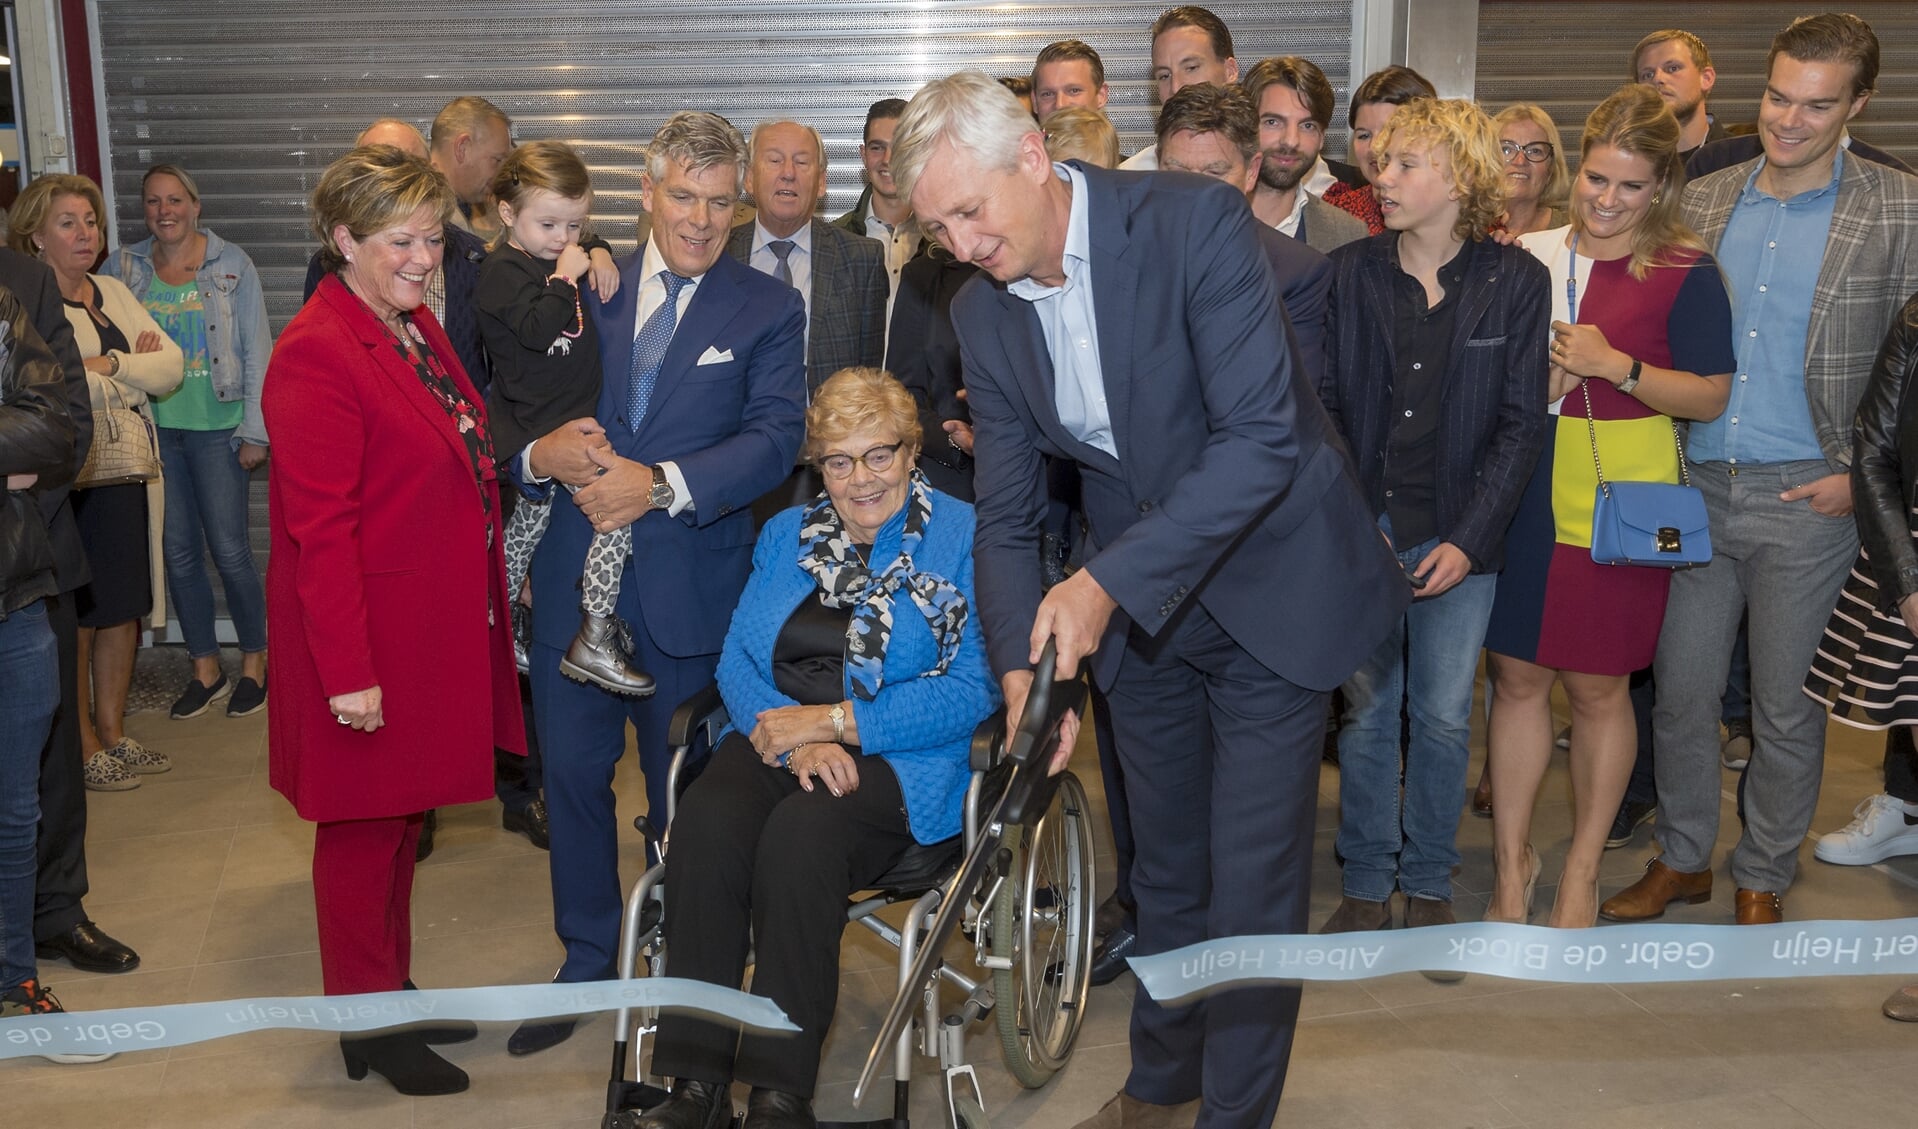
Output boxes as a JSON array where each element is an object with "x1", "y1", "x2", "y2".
[
  {"x1": 1070, "y1": 1092, "x2": 1200, "y2": 1129},
  {"x1": 1734, "y1": 888, "x2": 1783, "y2": 925},
  {"x1": 1319, "y1": 895, "x2": 1393, "y2": 933},
  {"x1": 1598, "y1": 856, "x2": 1711, "y2": 921}
]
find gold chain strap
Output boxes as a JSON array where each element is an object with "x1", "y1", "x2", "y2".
[{"x1": 1582, "y1": 377, "x2": 1690, "y2": 502}]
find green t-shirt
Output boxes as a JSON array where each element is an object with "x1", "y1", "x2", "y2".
[{"x1": 145, "y1": 275, "x2": 242, "y2": 432}]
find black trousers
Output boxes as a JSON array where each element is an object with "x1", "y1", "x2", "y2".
[
  {"x1": 1886, "y1": 725, "x2": 1918, "y2": 805},
  {"x1": 35, "y1": 591, "x2": 90, "y2": 939},
  {"x1": 652, "y1": 734, "x2": 914, "y2": 1096},
  {"x1": 494, "y1": 672, "x2": 543, "y2": 810},
  {"x1": 1105, "y1": 604, "x2": 1324, "y2": 1129}
]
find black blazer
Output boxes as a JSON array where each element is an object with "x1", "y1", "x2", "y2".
[
  {"x1": 1850, "y1": 292, "x2": 1918, "y2": 611},
  {"x1": 0, "y1": 248, "x2": 91, "y2": 593},
  {"x1": 886, "y1": 247, "x2": 979, "y2": 500},
  {"x1": 1256, "y1": 226, "x2": 1333, "y2": 391},
  {"x1": 1320, "y1": 234, "x2": 1551, "y2": 571},
  {"x1": 304, "y1": 225, "x2": 490, "y2": 396}
]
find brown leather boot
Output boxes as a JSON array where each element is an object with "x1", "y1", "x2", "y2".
[
  {"x1": 1598, "y1": 856, "x2": 1711, "y2": 921},
  {"x1": 1734, "y1": 888, "x2": 1784, "y2": 924}
]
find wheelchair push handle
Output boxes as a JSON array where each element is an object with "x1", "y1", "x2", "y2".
[{"x1": 1000, "y1": 639, "x2": 1086, "y2": 826}]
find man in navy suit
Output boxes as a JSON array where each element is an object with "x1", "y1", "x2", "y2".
[
  {"x1": 895, "y1": 72, "x2": 1405, "y2": 1129},
  {"x1": 507, "y1": 111, "x2": 806, "y2": 1055},
  {"x1": 1154, "y1": 80, "x2": 1331, "y2": 387}
]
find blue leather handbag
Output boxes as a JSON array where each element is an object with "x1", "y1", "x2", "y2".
[{"x1": 1583, "y1": 381, "x2": 1712, "y2": 569}]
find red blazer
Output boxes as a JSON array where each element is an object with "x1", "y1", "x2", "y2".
[{"x1": 264, "y1": 274, "x2": 523, "y2": 822}]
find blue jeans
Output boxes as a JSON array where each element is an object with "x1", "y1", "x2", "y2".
[
  {"x1": 0, "y1": 602, "x2": 56, "y2": 990},
  {"x1": 1335, "y1": 527, "x2": 1497, "y2": 902},
  {"x1": 158, "y1": 426, "x2": 266, "y2": 657}
]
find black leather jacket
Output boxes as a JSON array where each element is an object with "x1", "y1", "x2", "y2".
[
  {"x1": 0, "y1": 284, "x2": 78, "y2": 617},
  {"x1": 1850, "y1": 291, "x2": 1918, "y2": 612}
]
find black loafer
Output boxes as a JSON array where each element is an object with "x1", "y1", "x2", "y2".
[
  {"x1": 36, "y1": 921, "x2": 141, "y2": 974},
  {"x1": 503, "y1": 799, "x2": 550, "y2": 850},
  {"x1": 1089, "y1": 924, "x2": 1136, "y2": 986},
  {"x1": 635, "y1": 1079, "x2": 734, "y2": 1129},
  {"x1": 507, "y1": 1014, "x2": 579, "y2": 1056},
  {"x1": 743, "y1": 1087, "x2": 816, "y2": 1129}
]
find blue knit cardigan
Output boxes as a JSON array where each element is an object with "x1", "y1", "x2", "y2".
[{"x1": 716, "y1": 487, "x2": 997, "y2": 844}]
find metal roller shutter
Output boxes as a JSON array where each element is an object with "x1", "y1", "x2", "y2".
[
  {"x1": 91, "y1": 0, "x2": 1352, "y2": 622},
  {"x1": 1476, "y1": 1, "x2": 1916, "y2": 171},
  {"x1": 95, "y1": 0, "x2": 1353, "y2": 330}
]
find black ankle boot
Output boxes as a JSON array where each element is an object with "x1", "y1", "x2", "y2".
[
  {"x1": 635, "y1": 1078, "x2": 733, "y2": 1129},
  {"x1": 743, "y1": 1087, "x2": 816, "y2": 1129},
  {"x1": 339, "y1": 1030, "x2": 468, "y2": 1095}
]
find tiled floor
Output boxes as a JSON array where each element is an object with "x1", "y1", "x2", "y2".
[{"x1": 8, "y1": 650, "x2": 1918, "y2": 1128}]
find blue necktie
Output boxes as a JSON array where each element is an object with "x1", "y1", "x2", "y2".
[
  {"x1": 627, "y1": 271, "x2": 691, "y2": 431},
  {"x1": 768, "y1": 239, "x2": 796, "y2": 287}
]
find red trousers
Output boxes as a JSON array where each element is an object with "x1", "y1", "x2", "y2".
[{"x1": 312, "y1": 813, "x2": 425, "y2": 995}]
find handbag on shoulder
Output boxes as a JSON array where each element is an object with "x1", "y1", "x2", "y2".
[
  {"x1": 1583, "y1": 379, "x2": 1710, "y2": 568},
  {"x1": 77, "y1": 377, "x2": 162, "y2": 488}
]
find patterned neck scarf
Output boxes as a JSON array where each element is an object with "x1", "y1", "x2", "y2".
[{"x1": 797, "y1": 470, "x2": 968, "y2": 702}]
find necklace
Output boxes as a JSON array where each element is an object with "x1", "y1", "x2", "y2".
[{"x1": 514, "y1": 241, "x2": 585, "y2": 340}]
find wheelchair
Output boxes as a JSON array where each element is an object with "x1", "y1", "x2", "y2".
[{"x1": 602, "y1": 670, "x2": 1099, "y2": 1129}]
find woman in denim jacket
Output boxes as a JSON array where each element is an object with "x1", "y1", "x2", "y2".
[{"x1": 104, "y1": 164, "x2": 273, "y2": 721}]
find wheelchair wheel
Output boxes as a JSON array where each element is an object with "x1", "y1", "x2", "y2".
[
  {"x1": 991, "y1": 770, "x2": 1096, "y2": 1087},
  {"x1": 951, "y1": 1093, "x2": 990, "y2": 1129}
]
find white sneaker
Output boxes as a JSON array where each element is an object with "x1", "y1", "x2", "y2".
[{"x1": 1814, "y1": 793, "x2": 1918, "y2": 865}]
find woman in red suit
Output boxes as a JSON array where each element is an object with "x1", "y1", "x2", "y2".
[{"x1": 263, "y1": 145, "x2": 524, "y2": 1096}]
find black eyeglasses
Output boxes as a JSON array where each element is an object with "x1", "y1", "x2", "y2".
[
  {"x1": 818, "y1": 442, "x2": 904, "y2": 480},
  {"x1": 1500, "y1": 141, "x2": 1555, "y2": 164}
]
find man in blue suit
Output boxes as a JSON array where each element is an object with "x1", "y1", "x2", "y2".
[
  {"x1": 895, "y1": 72, "x2": 1405, "y2": 1129},
  {"x1": 507, "y1": 112, "x2": 807, "y2": 1055}
]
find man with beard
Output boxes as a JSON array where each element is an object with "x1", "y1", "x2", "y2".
[
  {"x1": 1632, "y1": 30, "x2": 1725, "y2": 157},
  {"x1": 1242, "y1": 56, "x2": 1368, "y2": 254}
]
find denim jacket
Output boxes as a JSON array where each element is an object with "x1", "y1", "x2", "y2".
[{"x1": 104, "y1": 228, "x2": 272, "y2": 447}]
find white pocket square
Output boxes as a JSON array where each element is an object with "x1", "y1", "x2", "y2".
[{"x1": 696, "y1": 346, "x2": 734, "y2": 366}]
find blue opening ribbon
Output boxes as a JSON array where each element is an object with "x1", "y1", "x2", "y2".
[
  {"x1": 0, "y1": 977, "x2": 795, "y2": 1060},
  {"x1": 1131, "y1": 917, "x2": 1918, "y2": 1006}
]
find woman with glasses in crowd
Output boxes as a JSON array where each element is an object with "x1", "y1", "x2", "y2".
[
  {"x1": 1496, "y1": 104, "x2": 1571, "y2": 237},
  {"x1": 633, "y1": 367, "x2": 992, "y2": 1129}
]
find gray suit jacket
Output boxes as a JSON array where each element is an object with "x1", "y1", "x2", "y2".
[
  {"x1": 1300, "y1": 195, "x2": 1369, "y2": 255},
  {"x1": 727, "y1": 217, "x2": 888, "y2": 393},
  {"x1": 1684, "y1": 154, "x2": 1918, "y2": 468}
]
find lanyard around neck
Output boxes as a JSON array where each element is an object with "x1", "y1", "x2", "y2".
[{"x1": 1565, "y1": 231, "x2": 1580, "y2": 321}]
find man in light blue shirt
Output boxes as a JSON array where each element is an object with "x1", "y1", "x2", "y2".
[{"x1": 1607, "y1": 13, "x2": 1918, "y2": 930}]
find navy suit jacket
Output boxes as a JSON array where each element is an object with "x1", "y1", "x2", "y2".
[
  {"x1": 1320, "y1": 234, "x2": 1550, "y2": 572},
  {"x1": 304, "y1": 225, "x2": 491, "y2": 396},
  {"x1": 953, "y1": 165, "x2": 1406, "y2": 692},
  {"x1": 1256, "y1": 225, "x2": 1332, "y2": 392},
  {"x1": 523, "y1": 248, "x2": 806, "y2": 659}
]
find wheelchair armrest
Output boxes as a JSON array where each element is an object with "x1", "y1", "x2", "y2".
[
  {"x1": 667, "y1": 684, "x2": 729, "y2": 749},
  {"x1": 969, "y1": 708, "x2": 1007, "y2": 774}
]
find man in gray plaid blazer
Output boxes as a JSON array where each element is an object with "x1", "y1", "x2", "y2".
[
  {"x1": 1604, "y1": 12, "x2": 1918, "y2": 927},
  {"x1": 729, "y1": 120, "x2": 888, "y2": 396},
  {"x1": 730, "y1": 119, "x2": 890, "y2": 517}
]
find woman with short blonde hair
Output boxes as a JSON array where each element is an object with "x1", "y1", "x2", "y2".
[
  {"x1": 637, "y1": 366, "x2": 991, "y2": 1128},
  {"x1": 264, "y1": 144, "x2": 523, "y2": 1096},
  {"x1": 14, "y1": 173, "x2": 182, "y2": 791}
]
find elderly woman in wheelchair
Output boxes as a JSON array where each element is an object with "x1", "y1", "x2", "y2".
[{"x1": 633, "y1": 368, "x2": 995, "y2": 1129}]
